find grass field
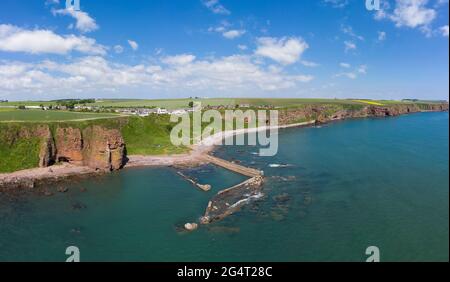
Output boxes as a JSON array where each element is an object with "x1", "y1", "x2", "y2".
[
  {"x1": 3, "y1": 98, "x2": 442, "y2": 111},
  {"x1": 89, "y1": 98, "x2": 237, "y2": 109},
  {"x1": 0, "y1": 110, "x2": 123, "y2": 122},
  {"x1": 89, "y1": 98, "x2": 375, "y2": 108}
]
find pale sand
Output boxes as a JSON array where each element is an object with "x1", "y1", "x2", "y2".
[{"x1": 0, "y1": 120, "x2": 316, "y2": 185}]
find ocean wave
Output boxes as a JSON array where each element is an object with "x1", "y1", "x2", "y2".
[
  {"x1": 269, "y1": 164, "x2": 293, "y2": 168},
  {"x1": 230, "y1": 192, "x2": 264, "y2": 209}
]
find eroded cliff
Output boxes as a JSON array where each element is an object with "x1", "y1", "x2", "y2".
[
  {"x1": 278, "y1": 103, "x2": 449, "y2": 125},
  {"x1": 2, "y1": 125, "x2": 126, "y2": 172}
]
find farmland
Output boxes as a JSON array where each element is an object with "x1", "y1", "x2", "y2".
[
  {"x1": 0, "y1": 109, "x2": 123, "y2": 122},
  {"x1": 2, "y1": 98, "x2": 441, "y2": 112}
]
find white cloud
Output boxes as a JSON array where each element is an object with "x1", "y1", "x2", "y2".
[
  {"x1": 440, "y1": 25, "x2": 449, "y2": 37},
  {"x1": 300, "y1": 60, "x2": 320, "y2": 67},
  {"x1": 114, "y1": 45, "x2": 124, "y2": 54},
  {"x1": 0, "y1": 24, "x2": 106, "y2": 55},
  {"x1": 238, "y1": 44, "x2": 248, "y2": 51},
  {"x1": 209, "y1": 24, "x2": 246, "y2": 40},
  {"x1": 335, "y1": 64, "x2": 368, "y2": 80},
  {"x1": 377, "y1": 31, "x2": 387, "y2": 41},
  {"x1": 344, "y1": 41, "x2": 357, "y2": 52},
  {"x1": 341, "y1": 25, "x2": 365, "y2": 41},
  {"x1": 391, "y1": 0, "x2": 436, "y2": 28},
  {"x1": 222, "y1": 29, "x2": 246, "y2": 39},
  {"x1": 128, "y1": 40, "x2": 139, "y2": 51},
  {"x1": 53, "y1": 7, "x2": 99, "y2": 33},
  {"x1": 376, "y1": 0, "x2": 439, "y2": 36},
  {"x1": 357, "y1": 65, "x2": 368, "y2": 74},
  {"x1": 337, "y1": 72, "x2": 357, "y2": 79},
  {"x1": 202, "y1": 0, "x2": 230, "y2": 15},
  {"x1": 45, "y1": 0, "x2": 60, "y2": 5},
  {"x1": 0, "y1": 54, "x2": 314, "y2": 97},
  {"x1": 162, "y1": 54, "x2": 196, "y2": 65},
  {"x1": 322, "y1": 0, "x2": 349, "y2": 8},
  {"x1": 255, "y1": 37, "x2": 309, "y2": 65}
]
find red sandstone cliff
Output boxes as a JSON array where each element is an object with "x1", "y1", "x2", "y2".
[
  {"x1": 278, "y1": 103, "x2": 449, "y2": 125},
  {"x1": 81, "y1": 126, "x2": 125, "y2": 171},
  {"x1": 37, "y1": 126, "x2": 125, "y2": 171}
]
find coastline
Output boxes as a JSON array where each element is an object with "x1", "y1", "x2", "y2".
[
  {"x1": 125, "y1": 120, "x2": 316, "y2": 168},
  {"x1": 0, "y1": 120, "x2": 315, "y2": 189},
  {"x1": 1, "y1": 109, "x2": 447, "y2": 189}
]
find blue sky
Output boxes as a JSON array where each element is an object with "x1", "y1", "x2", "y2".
[{"x1": 0, "y1": 0, "x2": 448, "y2": 101}]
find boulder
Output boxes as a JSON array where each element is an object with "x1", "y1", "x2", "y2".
[{"x1": 184, "y1": 223, "x2": 198, "y2": 231}]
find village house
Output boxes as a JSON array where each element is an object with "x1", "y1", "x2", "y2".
[{"x1": 157, "y1": 108, "x2": 169, "y2": 115}]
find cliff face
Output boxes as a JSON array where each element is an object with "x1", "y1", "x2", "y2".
[
  {"x1": 81, "y1": 126, "x2": 125, "y2": 171},
  {"x1": 37, "y1": 126, "x2": 125, "y2": 171},
  {"x1": 55, "y1": 127, "x2": 83, "y2": 165},
  {"x1": 279, "y1": 103, "x2": 449, "y2": 125}
]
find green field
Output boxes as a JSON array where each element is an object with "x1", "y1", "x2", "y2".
[
  {"x1": 3, "y1": 98, "x2": 443, "y2": 111},
  {"x1": 88, "y1": 98, "x2": 237, "y2": 109},
  {"x1": 0, "y1": 109, "x2": 123, "y2": 122},
  {"x1": 87, "y1": 98, "x2": 389, "y2": 108}
]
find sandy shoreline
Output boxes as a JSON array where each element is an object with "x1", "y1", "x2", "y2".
[
  {"x1": 125, "y1": 120, "x2": 316, "y2": 168},
  {"x1": 0, "y1": 120, "x2": 315, "y2": 188}
]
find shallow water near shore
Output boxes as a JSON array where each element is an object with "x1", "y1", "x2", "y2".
[{"x1": 0, "y1": 112, "x2": 448, "y2": 261}]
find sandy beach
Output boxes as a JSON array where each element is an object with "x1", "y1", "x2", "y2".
[{"x1": 125, "y1": 120, "x2": 316, "y2": 167}]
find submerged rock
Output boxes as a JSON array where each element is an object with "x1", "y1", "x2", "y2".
[
  {"x1": 184, "y1": 223, "x2": 198, "y2": 231},
  {"x1": 273, "y1": 193, "x2": 291, "y2": 203},
  {"x1": 207, "y1": 226, "x2": 240, "y2": 234},
  {"x1": 72, "y1": 202, "x2": 87, "y2": 210},
  {"x1": 57, "y1": 187, "x2": 68, "y2": 193},
  {"x1": 270, "y1": 211, "x2": 285, "y2": 222}
]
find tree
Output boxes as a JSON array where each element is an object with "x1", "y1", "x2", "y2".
[{"x1": 188, "y1": 101, "x2": 194, "y2": 108}]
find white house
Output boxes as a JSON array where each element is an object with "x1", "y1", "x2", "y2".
[
  {"x1": 157, "y1": 108, "x2": 168, "y2": 115},
  {"x1": 171, "y1": 109, "x2": 188, "y2": 115}
]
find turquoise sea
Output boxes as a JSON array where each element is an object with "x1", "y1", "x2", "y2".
[{"x1": 0, "y1": 112, "x2": 448, "y2": 261}]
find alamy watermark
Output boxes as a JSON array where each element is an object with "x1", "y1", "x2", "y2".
[
  {"x1": 65, "y1": 246, "x2": 80, "y2": 262},
  {"x1": 365, "y1": 246, "x2": 380, "y2": 262},
  {"x1": 169, "y1": 103, "x2": 279, "y2": 157},
  {"x1": 66, "y1": 0, "x2": 81, "y2": 11},
  {"x1": 365, "y1": 0, "x2": 380, "y2": 11}
]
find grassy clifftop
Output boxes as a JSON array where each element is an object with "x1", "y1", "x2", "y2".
[
  {"x1": 0, "y1": 115, "x2": 186, "y2": 173},
  {"x1": 0, "y1": 124, "x2": 41, "y2": 173}
]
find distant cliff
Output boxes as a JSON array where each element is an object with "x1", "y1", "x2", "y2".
[{"x1": 278, "y1": 103, "x2": 449, "y2": 125}]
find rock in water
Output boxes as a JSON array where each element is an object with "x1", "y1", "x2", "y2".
[
  {"x1": 57, "y1": 187, "x2": 68, "y2": 193},
  {"x1": 184, "y1": 223, "x2": 198, "y2": 231}
]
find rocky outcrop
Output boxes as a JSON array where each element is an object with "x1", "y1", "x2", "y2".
[
  {"x1": 53, "y1": 126, "x2": 125, "y2": 171},
  {"x1": 82, "y1": 126, "x2": 125, "y2": 171},
  {"x1": 55, "y1": 127, "x2": 83, "y2": 165},
  {"x1": 4, "y1": 125, "x2": 126, "y2": 173}
]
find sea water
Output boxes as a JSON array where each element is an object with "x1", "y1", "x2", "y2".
[{"x1": 0, "y1": 112, "x2": 448, "y2": 261}]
